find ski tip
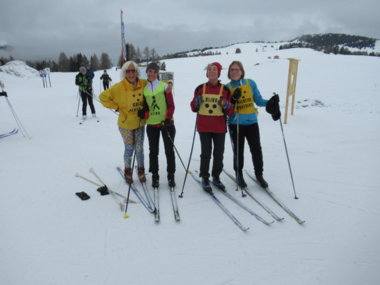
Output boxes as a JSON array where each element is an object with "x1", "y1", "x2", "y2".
[{"x1": 123, "y1": 214, "x2": 130, "y2": 219}]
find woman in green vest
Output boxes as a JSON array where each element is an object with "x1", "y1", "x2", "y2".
[{"x1": 143, "y1": 62, "x2": 176, "y2": 188}]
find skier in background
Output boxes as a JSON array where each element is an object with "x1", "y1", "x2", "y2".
[
  {"x1": 86, "y1": 63, "x2": 95, "y2": 81},
  {"x1": 99, "y1": 61, "x2": 147, "y2": 184},
  {"x1": 226, "y1": 60, "x2": 280, "y2": 189},
  {"x1": 190, "y1": 62, "x2": 234, "y2": 193},
  {"x1": 75, "y1": 66, "x2": 96, "y2": 119},
  {"x1": 100, "y1": 70, "x2": 112, "y2": 90},
  {"x1": 142, "y1": 62, "x2": 176, "y2": 188}
]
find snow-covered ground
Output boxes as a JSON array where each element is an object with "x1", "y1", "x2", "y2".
[{"x1": 1, "y1": 47, "x2": 380, "y2": 285}]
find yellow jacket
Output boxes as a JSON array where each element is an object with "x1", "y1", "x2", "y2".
[{"x1": 99, "y1": 78, "x2": 147, "y2": 130}]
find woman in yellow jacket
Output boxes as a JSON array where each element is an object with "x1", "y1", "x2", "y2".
[{"x1": 99, "y1": 61, "x2": 147, "y2": 184}]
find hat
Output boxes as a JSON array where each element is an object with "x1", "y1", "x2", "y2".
[
  {"x1": 210, "y1": 62, "x2": 222, "y2": 77},
  {"x1": 146, "y1": 62, "x2": 159, "y2": 73},
  {"x1": 79, "y1": 66, "x2": 86, "y2": 73}
]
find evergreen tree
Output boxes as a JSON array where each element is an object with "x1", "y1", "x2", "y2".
[
  {"x1": 100, "y1": 52, "x2": 112, "y2": 69},
  {"x1": 58, "y1": 52, "x2": 70, "y2": 72},
  {"x1": 90, "y1": 54, "x2": 100, "y2": 70},
  {"x1": 151, "y1": 48, "x2": 159, "y2": 62},
  {"x1": 136, "y1": 47, "x2": 142, "y2": 63},
  {"x1": 143, "y1": 46, "x2": 150, "y2": 62}
]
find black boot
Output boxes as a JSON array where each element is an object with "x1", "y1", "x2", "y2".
[
  {"x1": 124, "y1": 168, "x2": 133, "y2": 185},
  {"x1": 236, "y1": 171, "x2": 247, "y2": 188},
  {"x1": 168, "y1": 174, "x2": 176, "y2": 188},
  {"x1": 256, "y1": 174, "x2": 268, "y2": 189},
  {"x1": 212, "y1": 176, "x2": 226, "y2": 192},
  {"x1": 201, "y1": 177, "x2": 213, "y2": 194},
  {"x1": 152, "y1": 173, "x2": 159, "y2": 188}
]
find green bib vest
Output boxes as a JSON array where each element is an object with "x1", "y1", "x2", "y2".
[{"x1": 144, "y1": 81, "x2": 167, "y2": 125}]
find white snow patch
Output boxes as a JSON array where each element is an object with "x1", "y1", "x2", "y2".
[{"x1": 0, "y1": 60, "x2": 39, "y2": 78}]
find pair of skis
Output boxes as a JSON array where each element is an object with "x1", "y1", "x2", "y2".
[
  {"x1": 190, "y1": 171, "x2": 274, "y2": 232},
  {"x1": 223, "y1": 169, "x2": 305, "y2": 225},
  {"x1": 117, "y1": 167, "x2": 180, "y2": 222},
  {"x1": 0, "y1": 128, "x2": 18, "y2": 139},
  {"x1": 116, "y1": 166, "x2": 155, "y2": 214},
  {"x1": 152, "y1": 185, "x2": 180, "y2": 223},
  {"x1": 79, "y1": 116, "x2": 100, "y2": 125},
  {"x1": 75, "y1": 168, "x2": 137, "y2": 211}
]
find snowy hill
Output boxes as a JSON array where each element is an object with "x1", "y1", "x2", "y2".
[
  {"x1": 0, "y1": 60, "x2": 39, "y2": 78},
  {"x1": 185, "y1": 34, "x2": 380, "y2": 57},
  {"x1": 1, "y1": 46, "x2": 380, "y2": 285}
]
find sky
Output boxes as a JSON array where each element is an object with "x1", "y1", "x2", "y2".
[{"x1": 1, "y1": 0, "x2": 380, "y2": 64}]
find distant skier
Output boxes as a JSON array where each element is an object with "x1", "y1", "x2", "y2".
[
  {"x1": 86, "y1": 63, "x2": 95, "y2": 80},
  {"x1": 75, "y1": 66, "x2": 96, "y2": 119},
  {"x1": 142, "y1": 62, "x2": 176, "y2": 188},
  {"x1": 190, "y1": 62, "x2": 234, "y2": 193},
  {"x1": 226, "y1": 61, "x2": 280, "y2": 189},
  {"x1": 100, "y1": 70, "x2": 112, "y2": 90}
]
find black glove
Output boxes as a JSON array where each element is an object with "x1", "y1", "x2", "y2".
[
  {"x1": 0, "y1": 91, "x2": 8, "y2": 97},
  {"x1": 231, "y1": 88, "x2": 242, "y2": 104},
  {"x1": 162, "y1": 118, "x2": 171, "y2": 128},
  {"x1": 266, "y1": 94, "x2": 281, "y2": 121},
  {"x1": 75, "y1": 191, "x2": 90, "y2": 200},
  {"x1": 137, "y1": 108, "x2": 145, "y2": 119}
]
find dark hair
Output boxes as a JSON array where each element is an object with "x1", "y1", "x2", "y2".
[{"x1": 228, "y1": 61, "x2": 245, "y2": 80}]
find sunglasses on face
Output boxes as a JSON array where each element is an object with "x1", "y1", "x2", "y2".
[{"x1": 126, "y1": 69, "x2": 136, "y2": 74}]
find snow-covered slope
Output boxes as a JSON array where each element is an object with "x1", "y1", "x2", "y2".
[
  {"x1": 0, "y1": 60, "x2": 39, "y2": 78},
  {"x1": 0, "y1": 47, "x2": 379, "y2": 285}
]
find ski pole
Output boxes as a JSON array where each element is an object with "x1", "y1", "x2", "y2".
[
  {"x1": 4, "y1": 96, "x2": 31, "y2": 139},
  {"x1": 179, "y1": 114, "x2": 198, "y2": 198},
  {"x1": 235, "y1": 110, "x2": 246, "y2": 197},
  {"x1": 165, "y1": 127, "x2": 187, "y2": 172},
  {"x1": 76, "y1": 90, "x2": 80, "y2": 117},
  {"x1": 124, "y1": 118, "x2": 141, "y2": 217},
  {"x1": 279, "y1": 116, "x2": 298, "y2": 199},
  {"x1": 234, "y1": 82, "x2": 246, "y2": 197}
]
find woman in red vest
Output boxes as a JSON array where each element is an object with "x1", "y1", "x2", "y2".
[{"x1": 190, "y1": 62, "x2": 235, "y2": 193}]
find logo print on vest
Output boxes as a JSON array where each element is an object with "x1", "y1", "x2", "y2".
[{"x1": 151, "y1": 95, "x2": 160, "y2": 111}]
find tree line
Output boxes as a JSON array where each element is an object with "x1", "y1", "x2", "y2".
[
  {"x1": 0, "y1": 43, "x2": 162, "y2": 72},
  {"x1": 0, "y1": 52, "x2": 113, "y2": 72}
]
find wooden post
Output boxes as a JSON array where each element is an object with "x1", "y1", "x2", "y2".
[{"x1": 284, "y1": 58, "x2": 299, "y2": 124}]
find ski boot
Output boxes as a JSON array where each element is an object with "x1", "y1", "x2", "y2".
[
  {"x1": 168, "y1": 174, "x2": 176, "y2": 188},
  {"x1": 124, "y1": 168, "x2": 133, "y2": 184},
  {"x1": 256, "y1": 174, "x2": 268, "y2": 189},
  {"x1": 236, "y1": 171, "x2": 247, "y2": 188},
  {"x1": 202, "y1": 177, "x2": 213, "y2": 194},
  {"x1": 212, "y1": 176, "x2": 226, "y2": 192},
  {"x1": 137, "y1": 167, "x2": 146, "y2": 183},
  {"x1": 152, "y1": 173, "x2": 159, "y2": 188}
]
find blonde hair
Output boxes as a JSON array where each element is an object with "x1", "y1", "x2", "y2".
[
  {"x1": 120, "y1": 61, "x2": 140, "y2": 80},
  {"x1": 228, "y1": 61, "x2": 245, "y2": 80}
]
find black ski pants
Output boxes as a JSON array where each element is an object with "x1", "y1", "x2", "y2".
[
  {"x1": 228, "y1": 123, "x2": 264, "y2": 176},
  {"x1": 80, "y1": 90, "x2": 96, "y2": 115},
  {"x1": 146, "y1": 124, "x2": 176, "y2": 175},
  {"x1": 199, "y1": 132, "x2": 225, "y2": 178},
  {"x1": 103, "y1": 82, "x2": 109, "y2": 90}
]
